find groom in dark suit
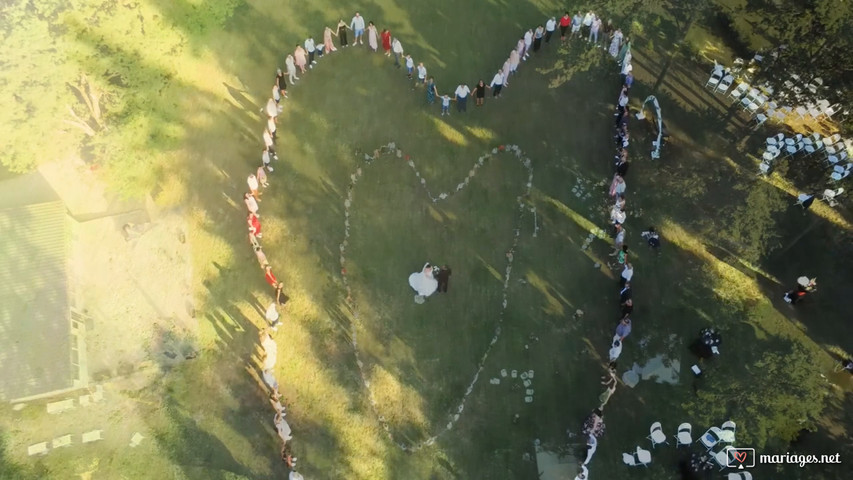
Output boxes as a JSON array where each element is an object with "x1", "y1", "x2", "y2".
[{"x1": 436, "y1": 265, "x2": 452, "y2": 293}]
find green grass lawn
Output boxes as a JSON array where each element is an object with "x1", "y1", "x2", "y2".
[{"x1": 4, "y1": 1, "x2": 853, "y2": 479}]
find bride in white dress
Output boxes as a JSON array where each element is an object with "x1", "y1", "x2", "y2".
[{"x1": 408, "y1": 263, "x2": 438, "y2": 301}]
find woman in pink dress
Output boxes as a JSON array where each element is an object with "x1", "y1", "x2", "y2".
[
  {"x1": 294, "y1": 44, "x2": 307, "y2": 73},
  {"x1": 367, "y1": 21, "x2": 379, "y2": 52},
  {"x1": 323, "y1": 26, "x2": 337, "y2": 53}
]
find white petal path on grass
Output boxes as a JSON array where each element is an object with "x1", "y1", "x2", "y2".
[{"x1": 339, "y1": 142, "x2": 538, "y2": 451}]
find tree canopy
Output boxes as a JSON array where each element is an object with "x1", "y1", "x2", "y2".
[{"x1": 0, "y1": 0, "x2": 242, "y2": 195}]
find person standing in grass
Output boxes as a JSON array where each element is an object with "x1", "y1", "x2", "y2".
[
  {"x1": 545, "y1": 17, "x2": 556, "y2": 44},
  {"x1": 272, "y1": 83, "x2": 281, "y2": 108},
  {"x1": 254, "y1": 245, "x2": 269, "y2": 270},
  {"x1": 615, "y1": 316, "x2": 632, "y2": 340},
  {"x1": 416, "y1": 62, "x2": 427, "y2": 86},
  {"x1": 509, "y1": 48, "x2": 520, "y2": 76},
  {"x1": 474, "y1": 80, "x2": 487, "y2": 106},
  {"x1": 571, "y1": 12, "x2": 583, "y2": 39},
  {"x1": 523, "y1": 29, "x2": 533, "y2": 59},
  {"x1": 263, "y1": 128, "x2": 276, "y2": 157},
  {"x1": 323, "y1": 26, "x2": 338, "y2": 53},
  {"x1": 336, "y1": 19, "x2": 350, "y2": 47},
  {"x1": 350, "y1": 12, "x2": 366, "y2": 45},
  {"x1": 262, "y1": 148, "x2": 273, "y2": 173},
  {"x1": 245, "y1": 192, "x2": 259, "y2": 214},
  {"x1": 402, "y1": 54, "x2": 412, "y2": 78},
  {"x1": 610, "y1": 223, "x2": 625, "y2": 257},
  {"x1": 601, "y1": 20, "x2": 613, "y2": 49},
  {"x1": 265, "y1": 97, "x2": 278, "y2": 122},
  {"x1": 294, "y1": 44, "x2": 307, "y2": 73},
  {"x1": 426, "y1": 77, "x2": 438, "y2": 104},
  {"x1": 257, "y1": 165, "x2": 269, "y2": 188},
  {"x1": 275, "y1": 68, "x2": 287, "y2": 100},
  {"x1": 392, "y1": 37, "x2": 404, "y2": 67},
  {"x1": 620, "y1": 262, "x2": 633, "y2": 288},
  {"x1": 304, "y1": 37, "x2": 317, "y2": 67},
  {"x1": 533, "y1": 25, "x2": 545, "y2": 52},
  {"x1": 248, "y1": 174, "x2": 261, "y2": 201},
  {"x1": 440, "y1": 94, "x2": 451, "y2": 116},
  {"x1": 515, "y1": 37, "x2": 525, "y2": 64},
  {"x1": 559, "y1": 12, "x2": 571, "y2": 42},
  {"x1": 264, "y1": 265, "x2": 281, "y2": 291},
  {"x1": 381, "y1": 28, "x2": 392, "y2": 56},
  {"x1": 367, "y1": 21, "x2": 378, "y2": 52},
  {"x1": 265, "y1": 300, "x2": 282, "y2": 331},
  {"x1": 489, "y1": 69, "x2": 505, "y2": 97},
  {"x1": 267, "y1": 115, "x2": 277, "y2": 140},
  {"x1": 609, "y1": 28, "x2": 623, "y2": 57},
  {"x1": 248, "y1": 212, "x2": 262, "y2": 238},
  {"x1": 621, "y1": 298, "x2": 633, "y2": 318},
  {"x1": 501, "y1": 57, "x2": 512, "y2": 84},
  {"x1": 589, "y1": 16, "x2": 601, "y2": 44},
  {"x1": 285, "y1": 54, "x2": 298, "y2": 83},
  {"x1": 455, "y1": 83, "x2": 470, "y2": 112}
]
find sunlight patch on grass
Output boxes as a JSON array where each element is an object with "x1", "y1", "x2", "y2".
[
  {"x1": 427, "y1": 205, "x2": 445, "y2": 222},
  {"x1": 525, "y1": 271, "x2": 571, "y2": 316},
  {"x1": 476, "y1": 255, "x2": 503, "y2": 282},
  {"x1": 463, "y1": 125, "x2": 496, "y2": 142},
  {"x1": 428, "y1": 115, "x2": 469, "y2": 146},
  {"x1": 368, "y1": 364, "x2": 429, "y2": 431},
  {"x1": 760, "y1": 170, "x2": 853, "y2": 231}
]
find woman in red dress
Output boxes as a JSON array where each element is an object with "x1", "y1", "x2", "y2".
[
  {"x1": 381, "y1": 29, "x2": 392, "y2": 56},
  {"x1": 248, "y1": 212, "x2": 262, "y2": 238}
]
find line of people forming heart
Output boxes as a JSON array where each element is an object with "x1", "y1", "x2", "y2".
[{"x1": 241, "y1": 9, "x2": 639, "y2": 479}]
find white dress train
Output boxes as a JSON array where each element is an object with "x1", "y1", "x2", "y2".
[{"x1": 408, "y1": 263, "x2": 438, "y2": 298}]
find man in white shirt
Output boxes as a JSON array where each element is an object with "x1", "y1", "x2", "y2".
[
  {"x1": 620, "y1": 262, "x2": 633, "y2": 287},
  {"x1": 454, "y1": 84, "x2": 470, "y2": 112},
  {"x1": 583, "y1": 433, "x2": 597, "y2": 465},
  {"x1": 260, "y1": 330, "x2": 278, "y2": 370},
  {"x1": 350, "y1": 13, "x2": 366, "y2": 45},
  {"x1": 545, "y1": 17, "x2": 556, "y2": 43},
  {"x1": 489, "y1": 70, "x2": 504, "y2": 97},
  {"x1": 304, "y1": 37, "x2": 316, "y2": 66},
  {"x1": 522, "y1": 29, "x2": 533, "y2": 59},
  {"x1": 574, "y1": 464, "x2": 589, "y2": 480},
  {"x1": 392, "y1": 38, "x2": 404, "y2": 68},
  {"x1": 265, "y1": 302, "x2": 281, "y2": 330}
]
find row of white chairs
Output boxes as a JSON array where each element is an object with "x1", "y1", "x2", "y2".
[{"x1": 704, "y1": 62, "x2": 844, "y2": 128}]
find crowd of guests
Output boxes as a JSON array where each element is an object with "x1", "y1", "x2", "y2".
[{"x1": 241, "y1": 8, "x2": 650, "y2": 479}]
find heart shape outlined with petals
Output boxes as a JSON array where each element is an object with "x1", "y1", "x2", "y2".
[{"x1": 339, "y1": 142, "x2": 537, "y2": 451}]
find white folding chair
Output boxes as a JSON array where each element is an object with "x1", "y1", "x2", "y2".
[
  {"x1": 786, "y1": 141, "x2": 804, "y2": 156},
  {"x1": 821, "y1": 187, "x2": 844, "y2": 206},
  {"x1": 622, "y1": 446, "x2": 651, "y2": 467},
  {"x1": 728, "y1": 82, "x2": 749, "y2": 101},
  {"x1": 763, "y1": 149, "x2": 779, "y2": 162},
  {"x1": 706, "y1": 72, "x2": 723, "y2": 90},
  {"x1": 826, "y1": 133, "x2": 842, "y2": 145},
  {"x1": 648, "y1": 422, "x2": 668, "y2": 448},
  {"x1": 711, "y1": 446, "x2": 731, "y2": 471},
  {"x1": 794, "y1": 193, "x2": 813, "y2": 208},
  {"x1": 728, "y1": 472, "x2": 753, "y2": 480},
  {"x1": 795, "y1": 106, "x2": 808, "y2": 119},
  {"x1": 830, "y1": 170, "x2": 851, "y2": 182},
  {"x1": 825, "y1": 143, "x2": 843, "y2": 156},
  {"x1": 674, "y1": 423, "x2": 692, "y2": 447},
  {"x1": 766, "y1": 133, "x2": 784, "y2": 147},
  {"x1": 758, "y1": 162, "x2": 771, "y2": 176},
  {"x1": 716, "y1": 75, "x2": 734, "y2": 94},
  {"x1": 827, "y1": 155, "x2": 840, "y2": 166},
  {"x1": 698, "y1": 427, "x2": 723, "y2": 450},
  {"x1": 753, "y1": 113, "x2": 768, "y2": 127},
  {"x1": 740, "y1": 89, "x2": 759, "y2": 110}
]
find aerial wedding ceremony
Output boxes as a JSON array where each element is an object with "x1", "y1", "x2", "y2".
[{"x1": 0, "y1": 0, "x2": 850, "y2": 479}]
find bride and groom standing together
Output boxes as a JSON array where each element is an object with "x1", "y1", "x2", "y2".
[{"x1": 408, "y1": 263, "x2": 451, "y2": 302}]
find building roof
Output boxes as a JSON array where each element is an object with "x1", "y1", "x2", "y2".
[{"x1": 0, "y1": 200, "x2": 73, "y2": 400}]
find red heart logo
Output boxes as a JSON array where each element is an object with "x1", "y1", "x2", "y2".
[{"x1": 733, "y1": 451, "x2": 748, "y2": 463}]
